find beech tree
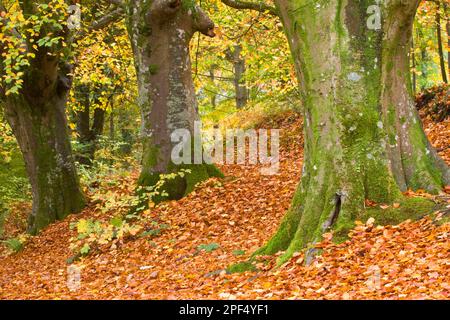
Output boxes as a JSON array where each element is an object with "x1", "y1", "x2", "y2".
[
  {"x1": 0, "y1": 0, "x2": 123, "y2": 233},
  {"x1": 224, "y1": 0, "x2": 450, "y2": 263},
  {"x1": 225, "y1": 44, "x2": 248, "y2": 108},
  {"x1": 0, "y1": 0, "x2": 85, "y2": 234},
  {"x1": 73, "y1": 84, "x2": 106, "y2": 165},
  {"x1": 125, "y1": 0, "x2": 222, "y2": 200},
  {"x1": 435, "y1": 1, "x2": 448, "y2": 83}
]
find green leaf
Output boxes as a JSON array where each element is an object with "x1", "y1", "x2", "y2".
[
  {"x1": 110, "y1": 216, "x2": 123, "y2": 228},
  {"x1": 80, "y1": 243, "x2": 90, "y2": 255},
  {"x1": 232, "y1": 249, "x2": 246, "y2": 256},
  {"x1": 197, "y1": 243, "x2": 220, "y2": 252}
]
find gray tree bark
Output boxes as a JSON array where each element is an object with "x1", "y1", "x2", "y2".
[
  {"x1": 126, "y1": 0, "x2": 222, "y2": 201},
  {"x1": 257, "y1": 0, "x2": 450, "y2": 264},
  {"x1": 226, "y1": 44, "x2": 248, "y2": 109},
  {"x1": 2, "y1": 55, "x2": 86, "y2": 234}
]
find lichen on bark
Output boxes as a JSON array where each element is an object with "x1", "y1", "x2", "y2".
[
  {"x1": 254, "y1": 0, "x2": 450, "y2": 265},
  {"x1": 3, "y1": 62, "x2": 86, "y2": 234},
  {"x1": 127, "y1": 0, "x2": 222, "y2": 200}
]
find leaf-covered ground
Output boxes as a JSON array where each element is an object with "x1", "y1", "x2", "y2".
[{"x1": 0, "y1": 108, "x2": 448, "y2": 300}]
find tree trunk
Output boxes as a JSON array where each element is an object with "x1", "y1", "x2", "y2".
[
  {"x1": 118, "y1": 109, "x2": 133, "y2": 155},
  {"x1": 257, "y1": 0, "x2": 450, "y2": 264},
  {"x1": 444, "y1": 2, "x2": 450, "y2": 77},
  {"x1": 109, "y1": 98, "x2": 115, "y2": 141},
  {"x1": 420, "y1": 45, "x2": 427, "y2": 89},
  {"x1": 445, "y1": 2, "x2": 450, "y2": 75},
  {"x1": 3, "y1": 55, "x2": 85, "y2": 234},
  {"x1": 435, "y1": 3, "x2": 448, "y2": 83},
  {"x1": 74, "y1": 86, "x2": 106, "y2": 166},
  {"x1": 226, "y1": 44, "x2": 248, "y2": 109},
  {"x1": 381, "y1": 0, "x2": 449, "y2": 192},
  {"x1": 448, "y1": 20, "x2": 450, "y2": 77},
  {"x1": 127, "y1": 0, "x2": 222, "y2": 201},
  {"x1": 75, "y1": 87, "x2": 92, "y2": 165},
  {"x1": 209, "y1": 66, "x2": 217, "y2": 108},
  {"x1": 411, "y1": 39, "x2": 416, "y2": 94}
]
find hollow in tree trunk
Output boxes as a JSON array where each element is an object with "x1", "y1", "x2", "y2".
[{"x1": 257, "y1": 0, "x2": 450, "y2": 264}]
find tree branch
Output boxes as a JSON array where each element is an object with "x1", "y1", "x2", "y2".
[
  {"x1": 88, "y1": 7, "x2": 125, "y2": 32},
  {"x1": 0, "y1": 3, "x2": 28, "y2": 53},
  {"x1": 74, "y1": 6, "x2": 125, "y2": 41},
  {"x1": 193, "y1": 5, "x2": 215, "y2": 37},
  {"x1": 220, "y1": 0, "x2": 279, "y2": 17}
]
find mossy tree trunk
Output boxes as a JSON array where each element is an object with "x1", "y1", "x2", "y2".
[
  {"x1": 2, "y1": 54, "x2": 86, "y2": 235},
  {"x1": 381, "y1": 0, "x2": 450, "y2": 192},
  {"x1": 258, "y1": 0, "x2": 450, "y2": 264},
  {"x1": 127, "y1": 0, "x2": 222, "y2": 201},
  {"x1": 0, "y1": 1, "x2": 126, "y2": 233}
]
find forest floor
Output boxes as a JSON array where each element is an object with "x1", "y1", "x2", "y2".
[{"x1": 0, "y1": 104, "x2": 449, "y2": 299}]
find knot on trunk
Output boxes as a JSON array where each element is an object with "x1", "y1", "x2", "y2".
[{"x1": 193, "y1": 6, "x2": 215, "y2": 37}]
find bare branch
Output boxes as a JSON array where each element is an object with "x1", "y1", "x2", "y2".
[
  {"x1": 87, "y1": 7, "x2": 125, "y2": 32},
  {"x1": 74, "y1": 6, "x2": 125, "y2": 41},
  {"x1": 221, "y1": 0, "x2": 279, "y2": 17}
]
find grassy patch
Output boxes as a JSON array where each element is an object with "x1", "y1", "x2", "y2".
[
  {"x1": 0, "y1": 149, "x2": 30, "y2": 205},
  {"x1": 226, "y1": 261, "x2": 257, "y2": 274},
  {"x1": 2, "y1": 234, "x2": 28, "y2": 253},
  {"x1": 232, "y1": 249, "x2": 246, "y2": 256},
  {"x1": 197, "y1": 243, "x2": 220, "y2": 252}
]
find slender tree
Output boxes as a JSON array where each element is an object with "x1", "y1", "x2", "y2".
[
  {"x1": 443, "y1": 1, "x2": 450, "y2": 75},
  {"x1": 435, "y1": 1, "x2": 448, "y2": 83},
  {"x1": 74, "y1": 85, "x2": 106, "y2": 165},
  {"x1": 209, "y1": 65, "x2": 217, "y2": 108},
  {"x1": 411, "y1": 39, "x2": 417, "y2": 93},
  {"x1": 225, "y1": 44, "x2": 248, "y2": 108}
]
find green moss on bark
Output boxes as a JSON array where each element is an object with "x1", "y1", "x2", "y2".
[
  {"x1": 138, "y1": 162, "x2": 223, "y2": 203},
  {"x1": 361, "y1": 197, "x2": 437, "y2": 225},
  {"x1": 243, "y1": 0, "x2": 450, "y2": 271},
  {"x1": 226, "y1": 261, "x2": 257, "y2": 274}
]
